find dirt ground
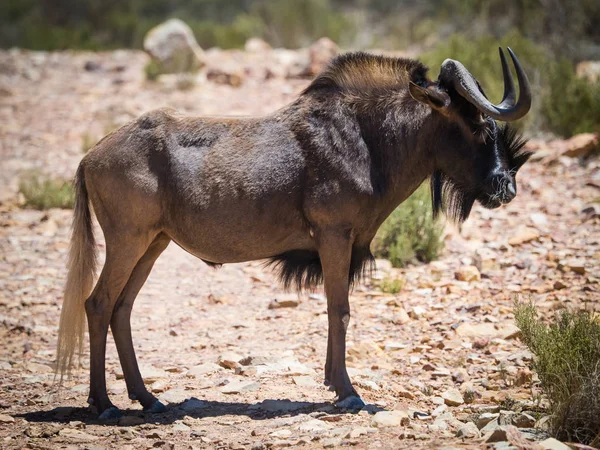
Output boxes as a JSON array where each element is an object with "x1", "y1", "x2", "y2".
[{"x1": 0, "y1": 49, "x2": 599, "y2": 450}]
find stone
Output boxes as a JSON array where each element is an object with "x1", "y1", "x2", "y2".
[
  {"x1": 118, "y1": 415, "x2": 144, "y2": 426},
  {"x1": 456, "y1": 422, "x2": 480, "y2": 438},
  {"x1": 143, "y1": 19, "x2": 205, "y2": 74},
  {"x1": 538, "y1": 437, "x2": 571, "y2": 450},
  {"x1": 206, "y1": 65, "x2": 244, "y2": 87},
  {"x1": 180, "y1": 397, "x2": 206, "y2": 412},
  {"x1": 562, "y1": 133, "x2": 598, "y2": 158},
  {"x1": 217, "y1": 352, "x2": 243, "y2": 370},
  {"x1": 474, "y1": 247, "x2": 498, "y2": 271},
  {"x1": 348, "y1": 426, "x2": 376, "y2": 438},
  {"x1": 577, "y1": 60, "x2": 600, "y2": 82},
  {"x1": 159, "y1": 388, "x2": 190, "y2": 404},
  {"x1": 476, "y1": 413, "x2": 499, "y2": 429},
  {"x1": 455, "y1": 265, "x2": 481, "y2": 282},
  {"x1": 270, "y1": 429, "x2": 292, "y2": 438},
  {"x1": 0, "y1": 414, "x2": 14, "y2": 423},
  {"x1": 481, "y1": 418, "x2": 500, "y2": 434},
  {"x1": 245, "y1": 37, "x2": 272, "y2": 53},
  {"x1": 186, "y1": 362, "x2": 223, "y2": 377},
  {"x1": 442, "y1": 389, "x2": 464, "y2": 406},
  {"x1": 455, "y1": 322, "x2": 497, "y2": 338},
  {"x1": 58, "y1": 428, "x2": 99, "y2": 443},
  {"x1": 268, "y1": 295, "x2": 300, "y2": 309},
  {"x1": 293, "y1": 375, "x2": 317, "y2": 387},
  {"x1": 309, "y1": 37, "x2": 339, "y2": 75},
  {"x1": 298, "y1": 419, "x2": 333, "y2": 433},
  {"x1": 273, "y1": 49, "x2": 311, "y2": 78},
  {"x1": 322, "y1": 437, "x2": 343, "y2": 448},
  {"x1": 452, "y1": 368, "x2": 469, "y2": 384},
  {"x1": 370, "y1": 410, "x2": 410, "y2": 427},
  {"x1": 347, "y1": 341, "x2": 384, "y2": 360},
  {"x1": 140, "y1": 365, "x2": 168, "y2": 383},
  {"x1": 508, "y1": 227, "x2": 540, "y2": 246},
  {"x1": 172, "y1": 422, "x2": 191, "y2": 432},
  {"x1": 220, "y1": 380, "x2": 260, "y2": 394},
  {"x1": 514, "y1": 368, "x2": 532, "y2": 387},
  {"x1": 512, "y1": 413, "x2": 535, "y2": 428}
]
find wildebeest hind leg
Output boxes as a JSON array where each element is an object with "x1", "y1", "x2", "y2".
[
  {"x1": 318, "y1": 230, "x2": 364, "y2": 410},
  {"x1": 110, "y1": 233, "x2": 171, "y2": 413},
  {"x1": 85, "y1": 233, "x2": 154, "y2": 419}
]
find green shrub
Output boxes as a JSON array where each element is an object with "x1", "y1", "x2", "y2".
[
  {"x1": 542, "y1": 59, "x2": 600, "y2": 137},
  {"x1": 514, "y1": 302, "x2": 600, "y2": 445},
  {"x1": 380, "y1": 277, "x2": 404, "y2": 294},
  {"x1": 373, "y1": 183, "x2": 444, "y2": 268},
  {"x1": 19, "y1": 172, "x2": 75, "y2": 210}
]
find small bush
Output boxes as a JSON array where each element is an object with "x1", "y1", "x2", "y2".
[
  {"x1": 19, "y1": 172, "x2": 75, "y2": 210},
  {"x1": 373, "y1": 183, "x2": 444, "y2": 268},
  {"x1": 380, "y1": 277, "x2": 404, "y2": 294},
  {"x1": 514, "y1": 302, "x2": 600, "y2": 445},
  {"x1": 542, "y1": 59, "x2": 600, "y2": 137}
]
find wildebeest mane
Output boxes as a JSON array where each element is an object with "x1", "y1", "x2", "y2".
[
  {"x1": 265, "y1": 247, "x2": 375, "y2": 292},
  {"x1": 431, "y1": 124, "x2": 530, "y2": 223},
  {"x1": 303, "y1": 51, "x2": 429, "y2": 94}
]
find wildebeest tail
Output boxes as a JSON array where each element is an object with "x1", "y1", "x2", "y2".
[
  {"x1": 55, "y1": 164, "x2": 97, "y2": 381},
  {"x1": 265, "y1": 247, "x2": 375, "y2": 292}
]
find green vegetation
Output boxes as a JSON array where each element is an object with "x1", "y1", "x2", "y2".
[
  {"x1": 19, "y1": 172, "x2": 75, "y2": 210},
  {"x1": 379, "y1": 277, "x2": 404, "y2": 294},
  {"x1": 373, "y1": 183, "x2": 444, "y2": 268},
  {"x1": 514, "y1": 301, "x2": 600, "y2": 445}
]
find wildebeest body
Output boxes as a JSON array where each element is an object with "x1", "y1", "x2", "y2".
[{"x1": 56, "y1": 50, "x2": 533, "y2": 418}]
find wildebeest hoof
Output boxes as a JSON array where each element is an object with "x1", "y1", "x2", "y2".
[
  {"x1": 98, "y1": 406, "x2": 122, "y2": 420},
  {"x1": 328, "y1": 385, "x2": 335, "y2": 392},
  {"x1": 335, "y1": 395, "x2": 365, "y2": 411},
  {"x1": 145, "y1": 400, "x2": 167, "y2": 413}
]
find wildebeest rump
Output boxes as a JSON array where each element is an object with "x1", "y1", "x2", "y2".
[{"x1": 56, "y1": 49, "x2": 532, "y2": 417}]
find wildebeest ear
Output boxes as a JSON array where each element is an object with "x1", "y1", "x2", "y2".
[{"x1": 409, "y1": 81, "x2": 451, "y2": 113}]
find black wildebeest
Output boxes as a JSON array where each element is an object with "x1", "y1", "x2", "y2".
[{"x1": 57, "y1": 48, "x2": 532, "y2": 418}]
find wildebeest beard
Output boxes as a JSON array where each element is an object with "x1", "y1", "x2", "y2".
[{"x1": 431, "y1": 124, "x2": 531, "y2": 223}]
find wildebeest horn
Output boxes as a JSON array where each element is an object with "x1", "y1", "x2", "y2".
[{"x1": 439, "y1": 47, "x2": 531, "y2": 121}]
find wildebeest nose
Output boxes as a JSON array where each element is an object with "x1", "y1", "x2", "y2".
[{"x1": 502, "y1": 178, "x2": 517, "y2": 203}]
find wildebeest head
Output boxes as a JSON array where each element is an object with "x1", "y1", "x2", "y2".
[{"x1": 409, "y1": 48, "x2": 533, "y2": 222}]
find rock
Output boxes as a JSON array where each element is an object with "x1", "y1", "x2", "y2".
[
  {"x1": 220, "y1": 380, "x2": 260, "y2": 394},
  {"x1": 442, "y1": 388, "x2": 464, "y2": 406},
  {"x1": 347, "y1": 341, "x2": 384, "y2": 361},
  {"x1": 476, "y1": 413, "x2": 499, "y2": 429},
  {"x1": 473, "y1": 337, "x2": 489, "y2": 349},
  {"x1": 512, "y1": 412, "x2": 535, "y2": 428},
  {"x1": 274, "y1": 49, "x2": 311, "y2": 78},
  {"x1": 577, "y1": 60, "x2": 600, "y2": 82},
  {"x1": 483, "y1": 427, "x2": 508, "y2": 443},
  {"x1": 160, "y1": 388, "x2": 190, "y2": 404},
  {"x1": 563, "y1": 258, "x2": 586, "y2": 275},
  {"x1": 562, "y1": 133, "x2": 598, "y2": 158},
  {"x1": 206, "y1": 65, "x2": 243, "y2": 87},
  {"x1": 508, "y1": 227, "x2": 540, "y2": 246},
  {"x1": 298, "y1": 418, "x2": 333, "y2": 433},
  {"x1": 498, "y1": 410, "x2": 515, "y2": 426},
  {"x1": 0, "y1": 414, "x2": 15, "y2": 423},
  {"x1": 245, "y1": 37, "x2": 272, "y2": 53},
  {"x1": 409, "y1": 305, "x2": 427, "y2": 318},
  {"x1": 309, "y1": 37, "x2": 339, "y2": 75},
  {"x1": 371, "y1": 410, "x2": 410, "y2": 427},
  {"x1": 270, "y1": 429, "x2": 292, "y2": 438},
  {"x1": 180, "y1": 397, "x2": 206, "y2": 412},
  {"x1": 217, "y1": 352, "x2": 243, "y2": 370},
  {"x1": 538, "y1": 437, "x2": 571, "y2": 450},
  {"x1": 140, "y1": 365, "x2": 168, "y2": 383},
  {"x1": 268, "y1": 295, "x2": 300, "y2": 309},
  {"x1": 58, "y1": 428, "x2": 99, "y2": 443},
  {"x1": 150, "y1": 380, "x2": 166, "y2": 393},
  {"x1": 452, "y1": 368, "x2": 469, "y2": 384},
  {"x1": 143, "y1": 18, "x2": 205, "y2": 74},
  {"x1": 480, "y1": 418, "x2": 500, "y2": 434},
  {"x1": 322, "y1": 437, "x2": 342, "y2": 448},
  {"x1": 118, "y1": 415, "x2": 144, "y2": 426},
  {"x1": 348, "y1": 426, "x2": 377, "y2": 438},
  {"x1": 474, "y1": 248, "x2": 498, "y2": 271},
  {"x1": 514, "y1": 368, "x2": 532, "y2": 387},
  {"x1": 455, "y1": 265, "x2": 481, "y2": 282},
  {"x1": 173, "y1": 422, "x2": 191, "y2": 432},
  {"x1": 186, "y1": 362, "x2": 223, "y2": 377},
  {"x1": 456, "y1": 422, "x2": 480, "y2": 438},
  {"x1": 293, "y1": 375, "x2": 317, "y2": 387}
]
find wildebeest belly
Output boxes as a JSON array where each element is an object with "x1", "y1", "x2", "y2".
[{"x1": 160, "y1": 131, "x2": 313, "y2": 263}]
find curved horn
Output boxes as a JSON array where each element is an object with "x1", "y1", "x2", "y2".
[{"x1": 439, "y1": 47, "x2": 531, "y2": 121}]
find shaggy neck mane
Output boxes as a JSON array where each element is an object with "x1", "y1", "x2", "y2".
[{"x1": 303, "y1": 52, "x2": 428, "y2": 95}]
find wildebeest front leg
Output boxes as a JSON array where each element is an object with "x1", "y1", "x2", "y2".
[{"x1": 319, "y1": 230, "x2": 364, "y2": 410}]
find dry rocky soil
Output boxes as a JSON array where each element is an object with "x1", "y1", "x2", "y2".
[{"x1": 0, "y1": 48, "x2": 599, "y2": 450}]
